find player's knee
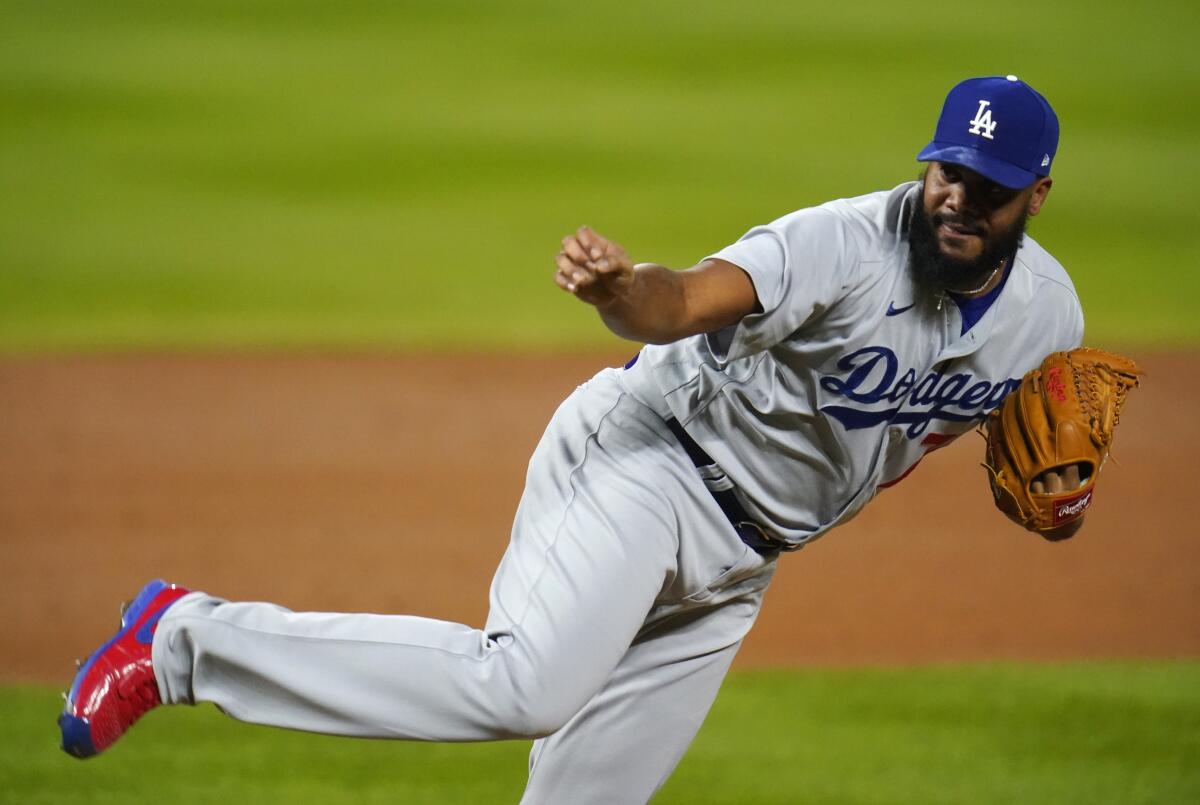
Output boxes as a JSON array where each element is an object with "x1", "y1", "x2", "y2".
[
  {"x1": 508, "y1": 700, "x2": 578, "y2": 739},
  {"x1": 501, "y1": 696, "x2": 577, "y2": 739},
  {"x1": 481, "y1": 635, "x2": 588, "y2": 738}
]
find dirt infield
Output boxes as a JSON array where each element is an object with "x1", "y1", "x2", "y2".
[{"x1": 1, "y1": 351, "x2": 1196, "y2": 683}]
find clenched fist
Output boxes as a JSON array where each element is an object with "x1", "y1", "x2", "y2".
[{"x1": 555, "y1": 226, "x2": 635, "y2": 307}]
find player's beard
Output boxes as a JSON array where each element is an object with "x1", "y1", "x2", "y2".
[{"x1": 907, "y1": 182, "x2": 1028, "y2": 301}]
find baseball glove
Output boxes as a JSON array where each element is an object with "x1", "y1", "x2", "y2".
[{"x1": 983, "y1": 348, "x2": 1141, "y2": 536}]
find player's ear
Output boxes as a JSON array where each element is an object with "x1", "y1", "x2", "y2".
[{"x1": 1027, "y1": 177, "x2": 1052, "y2": 217}]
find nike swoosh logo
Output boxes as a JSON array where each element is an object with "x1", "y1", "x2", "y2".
[{"x1": 886, "y1": 301, "x2": 915, "y2": 316}]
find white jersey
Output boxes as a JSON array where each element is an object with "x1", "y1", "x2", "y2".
[{"x1": 622, "y1": 181, "x2": 1084, "y2": 548}]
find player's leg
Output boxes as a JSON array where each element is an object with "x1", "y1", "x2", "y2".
[
  {"x1": 146, "y1": 371, "x2": 702, "y2": 742},
  {"x1": 519, "y1": 579, "x2": 774, "y2": 805}
]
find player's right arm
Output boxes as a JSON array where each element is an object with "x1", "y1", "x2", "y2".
[{"x1": 555, "y1": 226, "x2": 758, "y2": 344}]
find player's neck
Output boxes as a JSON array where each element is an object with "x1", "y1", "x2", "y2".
[{"x1": 947, "y1": 257, "x2": 1007, "y2": 299}]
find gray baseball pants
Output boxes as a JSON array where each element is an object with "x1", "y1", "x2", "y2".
[{"x1": 152, "y1": 367, "x2": 777, "y2": 803}]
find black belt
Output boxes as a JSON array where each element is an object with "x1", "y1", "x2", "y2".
[{"x1": 664, "y1": 418, "x2": 784, "y2": 556}]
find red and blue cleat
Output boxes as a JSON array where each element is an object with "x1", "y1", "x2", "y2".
[{"x1": 59, "y1": 579, "x2": 191, "y2": 758}]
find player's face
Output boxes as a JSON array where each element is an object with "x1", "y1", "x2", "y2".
[{"x1": 921, "y1": 162, "x2": 1051, "y2": 263}]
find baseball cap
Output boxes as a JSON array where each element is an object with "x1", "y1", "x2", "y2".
[{"x1": 917, "y1": 75, "x2": 1059, "y2": 189}]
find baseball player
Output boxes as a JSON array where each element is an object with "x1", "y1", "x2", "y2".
[{"x1": 60, "y1": 76, "x2": 1089, "y2": 802}]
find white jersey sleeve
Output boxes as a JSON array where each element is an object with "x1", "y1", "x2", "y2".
[{"x1": 705, "y1": 208, "x2": 862, "y2": 363}]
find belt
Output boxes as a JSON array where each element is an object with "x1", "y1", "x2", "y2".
[{"x1": 664, "y1": 417, "x2": 785, "y2": 555}]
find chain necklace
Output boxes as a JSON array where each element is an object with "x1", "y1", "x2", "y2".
[{"x1": 937, "y1": 259, "x2": 1005, "y2": 310}]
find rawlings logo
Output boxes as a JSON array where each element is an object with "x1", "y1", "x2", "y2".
[
  {"x1": 819, "y1": 346, "x2": 1021, "y2": 438},
  {"x1": 1053, "y1": 489, "x2": 1093, "y2": 524},
  {"x1": 1045, "y1": 366, "x2": 1068, "y2": 402}
]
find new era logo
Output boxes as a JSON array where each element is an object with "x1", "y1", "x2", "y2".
[{"x1": 1041, "y1": 154, "x2": 1051, "y2": 167}]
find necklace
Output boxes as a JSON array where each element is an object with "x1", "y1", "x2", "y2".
[
  {"x1": 958, "y1": 260, "x2": 1004, "y2": 295},
  {"x1": 937, "y1": 259, "x2": 1005, "y2": 310}
]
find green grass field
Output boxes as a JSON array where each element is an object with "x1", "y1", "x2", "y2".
[
  {"x1": 2, "y1": 0, "x2": 1198, "y2": 352},
  {"x1": 6, "y1": 663, "x2": 1198, "y2": 804}
]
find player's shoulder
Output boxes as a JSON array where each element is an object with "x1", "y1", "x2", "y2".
[
  {"x1": 819, "y1": 182, "x2": 917, "y2": 257},
  {"x1": 1001, "y1": 235, "x2": 1084, "y2": 349},
  {"x1": 763, "y1": 182, "x2": 915, "y2": 259},
  {"x1": 1011, "y1": 235, "x2": 1081, "y2": 310},
  {"x1": 819, "y1": 181, "x2": 917, "y2": 227}
]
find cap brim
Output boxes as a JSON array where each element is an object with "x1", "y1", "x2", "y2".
[{"x1": 916, "y1": 142, "x2": 1038, "y2": 190}]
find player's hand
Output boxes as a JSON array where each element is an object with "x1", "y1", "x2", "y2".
[
  {"x1": 1031, "y1": 463, "x2": 1086, "y2": 541},
  {"x1": 555, "y1": 226, "x2": 635, "y2": 307},
  {"x1": 1030, "y1": 463, "x2": 1083, "y2": 495}
]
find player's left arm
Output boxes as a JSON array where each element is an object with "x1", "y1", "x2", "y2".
[{"x1": 554, "y1": 226, "x2": 759, "y2": 344}]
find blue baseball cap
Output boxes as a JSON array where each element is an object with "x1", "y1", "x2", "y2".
[{"x1": 917, "y1": 75, "x2": 1059, "y2": 189}]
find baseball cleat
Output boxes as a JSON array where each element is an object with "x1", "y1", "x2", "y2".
[{"x1": 58, "y1": 579, "x2": 191, "y2": 759}]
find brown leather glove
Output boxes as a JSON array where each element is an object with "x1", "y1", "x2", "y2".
[{"x1": 983, "y1": 348, "x2": 1141, "y2": 535}]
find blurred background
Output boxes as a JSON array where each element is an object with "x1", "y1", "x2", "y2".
[
  {"x1": 2, "y1": 1, "x2": 1198, "y2": 803},
  {"x1": 2, "y1": 0, "x2": 1197, "y2": 352}
]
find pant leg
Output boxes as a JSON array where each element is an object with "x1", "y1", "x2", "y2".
[
  {"x1": 519, "y1": 573, "x2": 774, "y2": 804},
  {"x1": 152, "y1": 372, "x2": 722, "y2": 742}
]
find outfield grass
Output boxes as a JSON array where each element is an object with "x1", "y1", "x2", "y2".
[
  {"x1": 5, "y1": 662, "x2": 1198, "y2": 804},
  {"x1": 2, "y1": 0, "x2": 1198, "y2": 352}
]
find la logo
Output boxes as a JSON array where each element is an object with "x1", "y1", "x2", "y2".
[{"x1": 968, "y1": 100, "x2": 997, "y2": 140}]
